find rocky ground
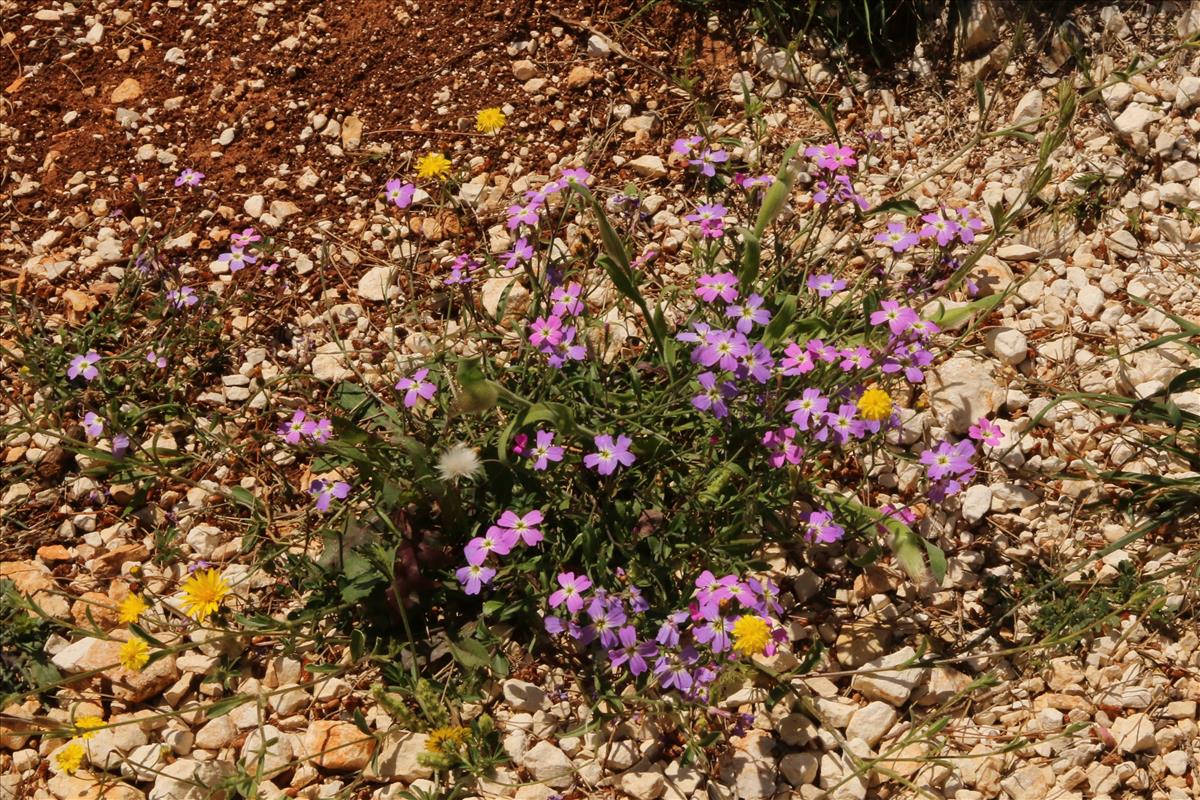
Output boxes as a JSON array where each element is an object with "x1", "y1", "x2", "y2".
[{"x1": 2, "y1": 1, "x2": 1200, "y2": 799}]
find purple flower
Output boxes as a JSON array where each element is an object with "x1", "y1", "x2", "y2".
[
  {"x1": 692, "y1": 371, "x2": 738, "y2": 418},
  {"x1": 310, "y1": 479, "x2": 350, "y2": 512},
  {"x1": 82, "y1": 412, "x2": 104, "y2": 438},
  {"x1": 813, "y1": 174, "x2": 867, "y2": 208},
  {"x1": 543, "y1": 325, "x2": 587, "y2": 369},
  {"x1": 949, "y1": 207, "x2": 984, "y2": 244},
  {"x1": 528, "y1": 315, "x2": 564, "y2": 349},
  {"x1": 465, "y1": 527, "x2": 517, "y2": 565},
  {"x1": 685, "y1": 203, "x2": 727, "y2": 238},
  {"x1": 496, "y1": 509, "x2": 545, "y2": 547},
  {"x1": 694, "y1": 616, "x2": 733, "y2": 653},
  {"x1": 695, "y1": 272, "x2": 739, "y2": 304},
  {"x1": 218, "y1": 247, "x2": 256, "y2": 273},
  {"x1": 278, "y1": 410, "x2": 309, "y2": 444},
  {"x1": 146, "y1": 350, "x2": 167, "y2": 369},
  {"x1": 762, "y1": 427, "x2": 803, "y2": 468},
  {"x1": 68, "y1": 351, "x2": 101, "y2": 382},
  {"x1": 456, "y1": 563, "x2": 496, "y2": 595},
  {"x1": 608, "y1": 627, "x2": 655, "y2": 676},
  {"x1": 817, "y1": 403, "x2": 868, "y2": 445},
  {"x1": 725, "y1": 293, "x2": 771, "y2": 334},
  {"x1": 920, "y1": 440, "x2": 976, "y2": 482},
  {"x1": 503, "y1": 237, "x2": 533, "y2": 270},
  {"x1": 870, "y1": 300, "x2": 920, "y2": 335},
  {"x1": 695, "y1": 329, "x2": 749, "y2": 372},
  {"x1": 689, "y1": 148, "x2": 728, "y2": 177},
  {"x1": 231, "y1": 228, "x2": 261, "y2": 248},
  {"x1": 736, "y1": 343, "x2": 774, "y2": 384},
  {"x1": 302, "y1": 417, "x2": 334, "y2": 444},
  {"x1": 786, "y1": 388, "x2": 828, "y2": 431},
  {"x1": 839, "y1": 346, "x2": 874, "y2": 372},
  {"x1": 802, "y1": 509, "x2": 844, "y2": 543},
  {"x1": 875, "y1": 222, "x2": 920, "y2": 253},
  {"x1": 656, "y1": 610, "x2": 688, "y2": 647},
  {"x1": 395, "y1": 368, "x2": 437, "y2": 408},
  {"x1": 734, "y1": 173, "x2": 775, "y2": 190},
  {"x1": 806, "y1": 142, "x2": 856, "y2": 171},
  {"x1": 444, "y1": 253, "x2": 480, "y2": 286},
  {"x1": 807, "y1": 273, "x2": 848, "y2": 298},
  {"x1": 588, "y1": 597, "x2": 627, "y2": 649},
  {"x1": 919, "y1": 211, "x2": 961, "y2": 247},
  {"x1": 549, "y1": 572, "x2": 592, "y2": 614},
  {"x1": 506, "y1": 203, "x2": 541, "y2": 230},
  {"x1": 881, "y1": 338, "x2": 934, "y2": 383},
  {"x1": 969, "y1": 417, "x2": 1003, "y2": 447},
  {"x1": 672, "y1": 136, "x2": 703, "y2": 156},
  {"x1": 112, "y1": 433, "x2": 130, "y2": 458},
  {"x1": 166, "y1": 286, "x2": 198, "y2": 309},
  {"x1": 551, "y1": 282, "x2": 584, "y2": 317},
  {"x1": 584, "y1": 434, "x2": 635, "y2": 475},
  {"x1": 528, "y1": 429, "x2": 565, "y2": 470},
  {"x1": 780, "y1": 342, "x2": 815, "y2": 376},
  {"x1": 654, "y1": 647, "x2": 698, "y2": 692},
  {"x1": 385, "y1": 179, "x2": 416, "y2": 209},
  {"x1": 174, "y1": 168, "x2": 204, "y2": 188}
]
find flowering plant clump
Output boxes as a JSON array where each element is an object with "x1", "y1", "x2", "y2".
[{"x1": 271, "y1": 127, "x2": 1020, "y2": 718}]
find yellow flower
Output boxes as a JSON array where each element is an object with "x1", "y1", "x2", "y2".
[
  {"x1": 731, "y1": 615, "x2": 772, "y2": 657},
  {"x1": 55, "y1": 742, "x2": 85, "y2": 774},
  {"x1": 426, "y1": 726, "x2": 471, "y2": 754},
  {"x1": 180, "y1": 568, "x2": 230, "y2": 620},
  {"x1": 119, "y1": 637, "x2": 150, "y2": 672},
  {"x1": 416, "y1": 152, "x2": 452, "y2": 181},
  {"x1": 74, "y1": 715, "x2": 105, "y2": 740},
  {"x1": 118, "y1": 593, "x2": 149, "y2": 624},
  {"x1": 475, "y1": 107, "x2": 507, "y2": 134},
  {"x1": 857, "y1": 388, "x2": 893, "y2": 422}
]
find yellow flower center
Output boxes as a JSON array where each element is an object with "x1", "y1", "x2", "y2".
[
  {"x1": 118, "y1": 593, "x2": 149, "y2": 624},
  {"x1": 75, "y1": 716, "x2": 105, "y2": 740},
  {"x1": 731, "y1": 615, "x2": 772, "y2": 657},
  {"x1": 857, "y1": 388, "x2": 893, "y2": 421},
  {"x1": 55, "y1": 742, "x2": 85, "y2": 774},
  {"x1": 426, "y1": 725, "x2": 471, "y2": 754}
]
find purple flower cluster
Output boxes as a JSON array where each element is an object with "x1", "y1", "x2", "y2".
[
  {"x1": 919, "y1": 439, "x2": 977, "y2": 501},
  {"x1": 277, "y1": 409, "x2": 333, "y2": 445},
  {"x1": 456, "y1": 509, "x2": 546, "y2": 594},
  {"x1": 526, "y1": 287, "x2": 587, "y2": 368},
  {"x1": 673, "y1": 136, "x2": 729, "y2": 178},
  {"x1": 444, "y1": 253, "x2": 481, "y2": 286},
  {"x1": 805, "y1": 142, "x2": 867, "y2": 209},
  {"x1": 684, "y1": 204, "x2": 727, "y2": 239},
  {"x1": 505, "y1": 168, "x2": 593, "y2": 232},
  {"x1": 215, "y1": 227, "x2": 262, "y2": 275},
  {"x1": 543, "y1": 569, "x2": 784, "y2": 701},
  {"x1": 166, "y1": 286, "x2": 198, "y2": 309}
]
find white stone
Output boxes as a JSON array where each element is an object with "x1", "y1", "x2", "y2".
[
  {"x1": 850, "y1": 647, "x2": 926, "y2": 706},
  {"x1": 240, "y1": 725, "x2": 292, "y2": 776},
  {"x1": 244, "y1": 194, "x2": 265, "y2": 219},
  {"x1": 845, "y1": 701, "x2": 897, "y2": 747},
  {"x1": 1111, "y1": 713, "x2": 1156, "y2": 753},
  {"x1": 1076, "y1": 285, "x2": 1105, "y2": 318},
  {"x1": 1113, "y1": 104, "x2": 1161, "y2": 135},
  {"x1": 620, "y1": 770, "x2": 666, "y2": 800},
  {"x1": 984, "y1": 327, "x2": 1027, "y2": 365},
  {"x1": 149, "y1": 759, "x2": 235, "y2": 800},
  {"x1": 1163, "y1": 750, "x2": 1189, "y2": 776},
  {"x1": 522, "y1": 741, "x2": 573, "y2": 789},
  {"x1": 1011, "y1": 89, "x2": 1043, "y2": 129},
  {"x1": 779, "y1": 752, "x2": 818, "y2": 786},
  {"x1": 365, "y1": 731, "x2": 432, "y2": 781},
  {"x1": 996, "y1": 243, "x2": 1039, "y2": 261},
  {"x1": 502, "y1": 679, "x2": 546, "y2": 712},
  {"x1": 357, "y1": 266, "x2": 397, "y2": 302},
  {"x1": 961, "y1": 484, "x2": 993, "y2": 524},
  {"x1": 929, "y1": 357, "x2": 1003, "y2": 434},
  {"x1": 629, "y1": 155, "x2": 667, "y2": 179},
  {"x1": 194, "y1": 716, "x2": 236, "y2": 750}
]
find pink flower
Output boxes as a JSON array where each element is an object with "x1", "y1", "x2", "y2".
[
  {"x1": 456, "y1": 563, "x2": 496, "y2": 595},
  {"x1": 584, "y1": 434, "x2": 635, "y2": 475},
  {"x1": 496, "y1": 509, "x2": 545, "y2": 547},
  {"x1": 969, "y1": 417, "x2": 1003, "y2": 447},
  {"x1": 395, "y1": 368, "x2": 437, "y2": 408}
]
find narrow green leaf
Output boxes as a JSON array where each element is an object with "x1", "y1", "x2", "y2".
[
  {"x1": 206, "y1": 694, "x2": 252, "y2": 719},
  {"x1": 350, "y1": 629, "x2": 365, "y2": 662},
  {"x1": 865, "y1": 198, "x2": 921, "y2": 217}
]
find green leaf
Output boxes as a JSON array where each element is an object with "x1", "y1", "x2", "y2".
[
  {"x1": 924, "y1": 540, "x2": 948, "y2": 584},
  {"x1": 206, "y1": 694, "x2": 252, "y2": 719},
  {"x1": 762, "y1": 294, "x2": 797, "y2": 347},
  {"x1": 924, "y1": 294, "x2": 1004, "y2": 330},
  {"x1": 448, "y1": 638, "x2": 492, "y2": 671},
  {"x1": 865, "y1": 198, "x2": 920, "y2": 217},
  {"x1": 455, "y1": 356, "x2": 498, "y2": 413},
  {"x1": 891, "y1": 525, "x2": 930, "y2": 584},
  {"x1": 350, "y1": 629, "x2": 365, "y2": 662},
  {"x1": 353, "y1": 708, "x2": 371, "y2": 736}
]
